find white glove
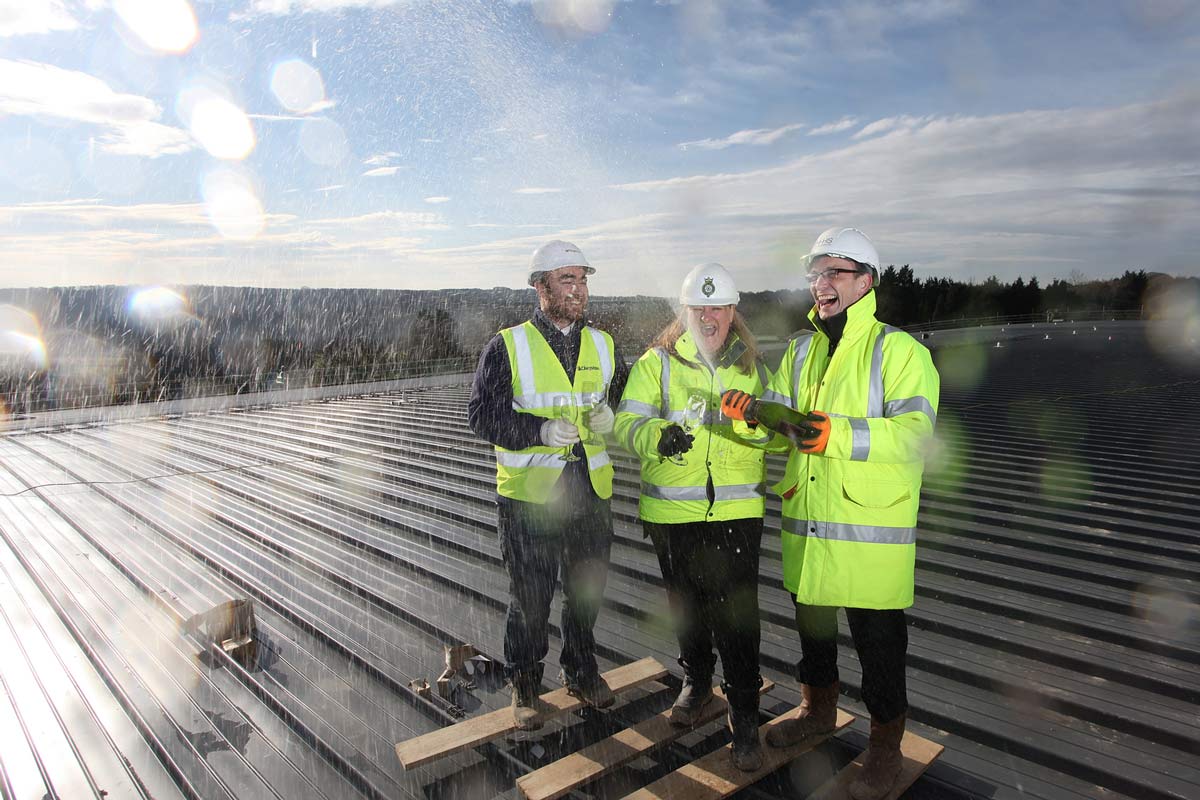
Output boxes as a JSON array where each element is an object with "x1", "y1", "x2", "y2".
[
  {"x1": 540, "y1": 418, "x2": 580, "y2": 447},
  {"x1": 586, "y1": 403, "x2": 615, "y2": 435}
]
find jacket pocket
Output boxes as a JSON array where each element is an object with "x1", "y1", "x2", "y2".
[{"x1": 842, "y1": 480, "x2": 910, "y2": 509}]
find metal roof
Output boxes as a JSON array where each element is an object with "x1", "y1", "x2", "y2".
[{"x1": 0, "y1": 320, "x2": 1196, "y2": 800}]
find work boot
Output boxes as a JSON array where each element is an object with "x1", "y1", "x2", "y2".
[
  {"x1": 849, "y1": 713, "x2": 906, "y2": 800},
  {"x1": 726, "y1": 684, "x2": 764, "y2": 772},
  {"x1": 668, "y1": 671, "x2": 714, "y2": 727},
  {"x1": 510, "y1": 673, "x2": 543, "y2": 731},
  {"x1": 563, "y1": 670, "x2": 615, "y2": 709},
  {"x1": 765, "y1": 681, "x2": 839, "y2": 748}
]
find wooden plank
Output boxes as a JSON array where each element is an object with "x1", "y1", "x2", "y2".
[
  {"x1": 517, "y1": 679, "x2": 775, "y2": 800},
  {"x1": 396, "y1": 657, "x2": 668, "y2": 770},
  {"x1": 808, "y1": 729, "x2": 944, "y2": 800},
  {"x1": 622, "y1": 708, "x2": 855, "y2": 799}
]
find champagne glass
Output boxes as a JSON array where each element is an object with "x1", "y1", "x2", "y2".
[
  {"x1": 552, "y1": 395, "x2": 580, "y2": 462},
  {"x1": 580, "y1": 380, "x2": 603, "y2": 445},
  {"x1": 669, "y1": 391, "x2": 707, "y2": 466}
]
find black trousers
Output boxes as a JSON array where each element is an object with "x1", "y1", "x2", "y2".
[
  {"x1": 645, "y1": 518, "x2": 763, "y2": 702},
  {"x1": 793, "y1": 601, "x2": 908, "y2": 722},
  {"x1": 498, "y1": 494, "x2": 613, "y2": 684}
]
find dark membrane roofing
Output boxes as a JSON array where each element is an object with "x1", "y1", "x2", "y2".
[{"x1": 0, "y1": 320, "x2": 1197, "y2": 800}]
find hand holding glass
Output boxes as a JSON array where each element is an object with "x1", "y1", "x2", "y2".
[{"x1": 552, "y1": 396, "x2": 580, "y2": 461}]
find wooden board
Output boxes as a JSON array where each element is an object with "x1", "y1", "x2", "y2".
[
  {"x1": 808, "y1": 728, "x2": 944, "y2": 800},
  {"x1": 395, "y1": 657, "x2": 668, "y2": 770},
  {"x1": 622, "y1": 707, "x2": 855, "y2": 799},
  {"x1": 517, "y1": 679, "x2": 775, "y2": 800}
]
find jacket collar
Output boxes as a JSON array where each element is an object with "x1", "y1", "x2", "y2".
[
  {"x1": 532, "y1": 308, "x2": 584, "y2": 339},
  {"x1": 808, "y1": 289, "x2": 878, "y2": 344},
  {"x1": 676, "y1": 329, "x2": 745, "y2": 370}
]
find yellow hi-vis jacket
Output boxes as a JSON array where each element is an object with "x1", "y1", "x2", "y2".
[
  {"x1": 615, "y1": 331, "x2": 773, "y2": 524},
  {"x1": 765, "y1": 291, "x2": 940, "y2": 609},
  {"x1": 495, "y1": 321, "x2": 616, "y2": 504}
]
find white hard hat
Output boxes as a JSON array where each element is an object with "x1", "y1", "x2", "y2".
[
  {"x1": 805, "y1": 227, "x2": 880, "y2": 285},
  {"x1": 680, "y1": 262, "x2": 739, "y2": 306},
  {"x1": 529, "y1": 239, "x2": 593, "y2": 286}
]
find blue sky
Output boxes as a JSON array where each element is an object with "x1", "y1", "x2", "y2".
[{"x1": 0, "y1": 0, "x2": 1197, "y2": 295}]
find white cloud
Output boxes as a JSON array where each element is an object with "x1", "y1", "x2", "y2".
[
  {"x1": 424, "y1": 196, "x2": 450, "y2": 204},
  {"x1": 309, "y1": 210, "x2": 447, "y2": 230},
  {"x1": 363, "y1": 151, "x2": 400, "y2": 166},
  {"x1": 246, "y1": 0, "x2": 407, "y2": 13},
  {"x1": 514, "y1": 187, "x2": 562, "y2": 195},
  {"x1": 853, "y1": 115, "x2": 932, "y2": 139},
  {"x1": 0, "y1": 59, "x2": 194, "y2": 157},
  {"x1": 679, "y1": 123, "x2": 805, "y2": 151},
  {"x1": 0, "y1": 0, "x2": 78, "y2": 37},
  {"x1": 809, "y1": 117, "x2": 860, "y2": 136},
  {"x1": 362, "y1": 166, "x2": 401, "y2": 177}
]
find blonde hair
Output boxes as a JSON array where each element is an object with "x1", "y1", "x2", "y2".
[{"x1": 649, "y1": 307, "x2": 761, "y2": 373}]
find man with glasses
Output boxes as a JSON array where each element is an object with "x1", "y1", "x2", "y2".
[{"x1": 754, "y1": 228, "x2": 939, "y2": 800}]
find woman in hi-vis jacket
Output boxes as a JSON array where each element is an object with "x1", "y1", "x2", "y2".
[{"x1": 614, "y1": 262, "x2": 773, "y2": 772}]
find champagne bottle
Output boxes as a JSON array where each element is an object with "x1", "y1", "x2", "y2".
[
  {"x1": 750, "y1": 399, "x2": 817, "y2": 447},
  {"x1": 724, "y1": 394, "x2": 819, "y2": 448}
]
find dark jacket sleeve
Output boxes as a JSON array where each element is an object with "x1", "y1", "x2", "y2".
[
  {"x1": 467, "y1": 334, "x2": 545, "y2": 451},
  {"x1": 607, "y1": 342, "x2": 632, "y2": 406}
]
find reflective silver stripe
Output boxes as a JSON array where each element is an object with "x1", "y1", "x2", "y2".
[
  {"x1": 643, "y1": 482, "x2": 765, "y2": 501},
  {"x1": 618, "y1": 399, "x2": 659, "y2": 417},
  {"x1": 626, "y1": 415, "x2": 654, "y2": 453},
  {"x1": 586, "y1": 327, "x2": 614, "y2": 386},
  {"x1": 510, "y1": 325, "x2": 537, "y2": 400},
  {"x1": 762, "y1": 389, "x2": 792, "y2": 407},
  {"x1": 513, "y1": 390, "x2": 574, "y2": 410},
  {"x1": 781, "y1": 517, "x2": 915, "y2": 545},
  {"x1": 868, "y1": 326, "x2": 903, "y2": 418},
  {"x1": 495, "y1": 451, "x2": 564, "y2": 469},
  {"x1": 791, "y1": 333, "x2": 813, "y2": 409},
  {"x1": 664, "y1": 409, "x2": 728, "y2": 426},
  {"x1": 885, "y1": 396, "x2": 937, "y2": 426},
  {"x1": 656, "y1": 348, "x2": 671, "y2": 415},
  {"x1": 588, "y1": 451, "x2": 611, "y2": 471},
  {"x1": 848, "y1": 417, "x2": 871, "y2": 461},
  {"x1": 755, "y1": 360, "x2": 769, "y2": 388}
]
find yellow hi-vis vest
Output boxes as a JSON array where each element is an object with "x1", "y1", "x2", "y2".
[
  {"x1": 495, "y1": 321, "x2": 616, "y2": 504},
  {"x1": 615, "y1": 332, "x2": 772, "y2": 524},
  {"x1": 765, "y1": 291, "x2": 940, "y2": 609}
]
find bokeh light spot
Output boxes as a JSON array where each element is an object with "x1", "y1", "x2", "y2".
[
  {"x1": 270, "y1": 59, "x2": 326, "y2": 113},
  {"x1": 178, "y1": 86, "x2": 255, "y2": 160},
  {"x1": 129, "y1": 287, "x2": 190, "y2": 320},
  {"x1": 532, "y1": 0, "x2": 616, "y2": 36},
  {"x1": 113, "y1": 0, "x2": 199, "y2": 54},
  {"x1": 299, "y1": 118, "x2": 349, "y2": 166},
  {"x1": 203, "y1": 169, "x2": 265, "y2": 239}
]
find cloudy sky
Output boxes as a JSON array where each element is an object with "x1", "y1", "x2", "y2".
[{"x1": 0, "y1": 0, "x2": 1197, "y2": 295}]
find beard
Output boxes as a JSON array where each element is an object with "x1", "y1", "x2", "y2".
[{"x1": 545, "y1": 294, "x2": 586, "y2": 323}]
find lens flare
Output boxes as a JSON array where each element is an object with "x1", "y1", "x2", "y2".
[
  {"x1": 113, "y1": 0, "x2": 198, "y2": 54},
  {"x1": 0, "y1": 331, "x2": 48, "y2": 370},
  {"x1": 129, "y1": 286, "x2": 190, "y2": 320},
  {"x1": 178, "y1": 86, "x2": 255, "y2": 160},
  {"x1": 202, "y1": 169, "x2": 265, "y2": 239},
  {"x1": 270, "y1": 59, "x2": 326, "y2": 113},
  {"x1": 299, "y1": 118, "x2": 349, "y2": 166},
  {"x1": 532, "y1": 0, "x2": 616, "y2": 36}
]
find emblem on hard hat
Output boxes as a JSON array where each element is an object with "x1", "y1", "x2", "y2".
[{"x1": 702, "y1": 277, "x2": 716, "y2": 297}]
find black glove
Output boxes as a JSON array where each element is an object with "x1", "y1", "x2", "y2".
[{"x1": 657, "y1": 424, "x2": 694, "y2": 457}]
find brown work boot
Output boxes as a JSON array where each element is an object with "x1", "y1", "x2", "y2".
[
  {"x1": 669, "y1": 672, "x2": 714, "y2": 727},
  {"x1": 765, "y1": 681, "x2": 839, "y2": 748},
  {"x1": 849, "y1": 713, "x2": 906, "y2": 800},
  {"x1": 510, "y1": 674, "x2": 543, "y2": 731}
]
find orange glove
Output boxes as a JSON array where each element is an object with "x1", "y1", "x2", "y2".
[
  {"x1": 798, "y1": 411, "x2": 831, "y2": 453},
  {"x1": 720, "y1": 389, "x2": 756, "y2": 422}
]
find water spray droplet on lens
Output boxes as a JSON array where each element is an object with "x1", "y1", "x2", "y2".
[
  {"x1": 270, "y1": 59, "x2": 327, "y2": 113},
  {"x1": 203, "y1": 169, "x2": 264, "y2": 239},
  {"x1": 178, "y1": 85, "x2": 256, "y2": 160}
]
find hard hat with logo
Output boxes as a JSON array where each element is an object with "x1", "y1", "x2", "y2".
[
  {"x1": 680, "y1": 262, "x2": 739, "y2": 306},
  {"x1": 805, "y1": 227, "x2": 881, "y2": 285},
  {"x1": 528, "y1": 240, "x2": 593, "y2": 286}
]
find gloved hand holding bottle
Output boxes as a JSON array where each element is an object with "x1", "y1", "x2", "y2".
[{"x1": 721, "y1": 389, "x2": 831, "y2": 454}]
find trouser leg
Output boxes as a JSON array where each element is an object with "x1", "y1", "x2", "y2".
[
  {"x1": 707, "y1": 518, "x2": 763, "y2": 695},
  {"x1": 646, "y1": 521, "x2": 715, "y2": 679},
  {"x1": 794, "y1": 601, "x2": 840, "y2": 688},
  {"x1": 558, "y1": 498, "x2": 613, "y2": 681},
  {"x1": 846, "y1": 608, "x2": 908, "y2": 722},
  {"x1": 498, "y1": 497, "x2": 559, "y2": 683}
]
